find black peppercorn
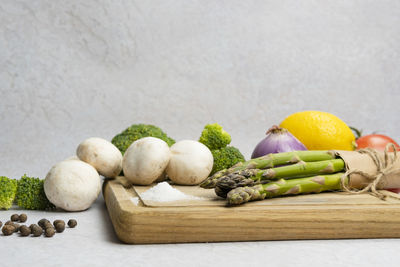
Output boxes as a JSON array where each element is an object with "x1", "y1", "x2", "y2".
[
  {"x1": 19, "y1": 214, "x2": 28, "y2": 223},
  {"x1": 45, "y1": 227, "x2": 55, "y2": 237},
  {"x1": 2, "y1": 225, "x2": 15, "y2": 236},
  {"x1": 19, "y1": 225, "x2": 31, "y2": 236},
  {"x1": 38, "y1": 218, "x2": 51, "y2": 229},
  {"x1": 31, "y1": 224, "x2": 43, "y2": 237},
  {"x1": 68, "y1": 219, "x2": 77, "y2": 228},
  {"x1": 1, "y1": 216, "x2": 76, "y2": 237},
  {"x1": 44, "y1": 221, "x2": 53, "y2": 229},
  {"x1": 4, "y1": 221, "x2": 19, "y2": 232},
  {"x1": 11, "y1": 214, "x2": 19, "y2": 222},
  {"x1": 53, "y1": 220, "x2": 64, "y2": 226},
  {"x1": 54, "y1": 220, "x2": 65, "y2": 233},
  {"x1": 13, "y1": 223, "x2": 20, "y2": 232}
]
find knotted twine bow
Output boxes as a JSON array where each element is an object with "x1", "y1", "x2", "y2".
[{"x1": 340, "y1": 143, "x2": 400, "y2": 200}]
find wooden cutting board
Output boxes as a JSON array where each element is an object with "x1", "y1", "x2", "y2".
[{"x1": 103, "y1": 179, "x2": 400, "y2": 244}]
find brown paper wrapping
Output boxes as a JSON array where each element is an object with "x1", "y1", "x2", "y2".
[{"x1": 334, "y1": 150, "x2": 400, "y2": 189}]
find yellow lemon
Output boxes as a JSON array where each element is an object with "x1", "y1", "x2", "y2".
[{"x1": 280, "y1": 111, "x2": 355, "y2": 150}]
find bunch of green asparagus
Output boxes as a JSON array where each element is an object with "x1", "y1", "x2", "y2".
[{"x1": 200, "y1": 151, "x2": 348, "y2": 205}]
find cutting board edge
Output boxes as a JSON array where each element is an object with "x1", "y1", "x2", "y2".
[{"x1": 103, "y1": 180, "x2": 400, "y2": 244}]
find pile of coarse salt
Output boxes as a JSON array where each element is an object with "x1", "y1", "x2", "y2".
[{"x1": 131, "y1": 182, "x2": 203, "y2": 205}]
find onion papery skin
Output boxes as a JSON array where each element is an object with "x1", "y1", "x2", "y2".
[{"x1": 251, "y1": 126, "x2": 307, "y2": 159}]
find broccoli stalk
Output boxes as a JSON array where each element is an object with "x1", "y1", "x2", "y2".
[
  {"x1": 111, "y1": 124, "x2": 175, "y2": 155},
  {"x1": 0, "y1": 176, "x2": 18, "y2": 210}
]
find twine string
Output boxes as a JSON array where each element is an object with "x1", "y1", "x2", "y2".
[{"x1": 340, "y1": 143, "x2": 400, "y2": 200}]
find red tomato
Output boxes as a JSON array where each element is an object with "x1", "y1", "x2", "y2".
[
  {"x1": 387, "y1": 188, "x2": 400, "y2": 194},
  {"x1": 355, "y1": 134, "x2": 400, "y2": 191},
  {"x1": 355, "y1": 134, "x2": 400, "y2": 151}
]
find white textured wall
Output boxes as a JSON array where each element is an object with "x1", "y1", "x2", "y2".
[{"x1": 1, "y1": 0, "x2": 400, "y2": 178}]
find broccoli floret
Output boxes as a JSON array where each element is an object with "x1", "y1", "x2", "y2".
[
  {"x1": 111, "y1": 124, "x2": 175, "y2": 154},
  {"x1": 15, "y1": 175, "x2": 55, "y2": 210},
  {"x1": 211, "y1": 146, "x2": 245, "y2": 175},
  {"x1": 199, "y1": 123, "x2": 231, "y2": 150},
  {"x1": 0, "y1": 176, "x2": 18, "y2": 210},
  {"x1": 198, "y1": 123, "x2": 243, "y2": 174}
]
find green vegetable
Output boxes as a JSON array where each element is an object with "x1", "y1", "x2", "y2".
[
  {"x1": 227, "y1": 173, "x2": 345, "y2": 205},
  {"x1": 200, "y1": 150, "x2": 336, "y2": 189},
  {"x1": 261, "y1": 159, "x2": 345, "y2": 179},
  {"x1": 215, "y1": 159, "x2": 345, "y2": 198},
  {"x1": 0, "y1": 176, "x2": 18, "y2": 210},
  {"x1": 199, "y1": 123, "x2": 231, "y2": 150},
  {"x1": 111, "y1": 124, "x2": 175, "y2": 155},
  {"x1": 15, "y1": 175, "x2": 55, "y2": 210},
  {"x1": 211, "y1": 146, "x2": 245, "y2": 175},
  {"x1": 198, "y1": 123, "x2": 245, "y2": 177}
]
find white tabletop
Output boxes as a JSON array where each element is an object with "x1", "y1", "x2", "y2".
[
  {"x1": 2, "y1": 1, "x2": 400, "y2": 266},
  {"x1": 1, "y1": 194, "x2": 400, "y2": 267}
]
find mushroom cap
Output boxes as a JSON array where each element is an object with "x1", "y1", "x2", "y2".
[
  {"x1": 166, "y1": 140, "x2": 213, "y2": 185},
  {"x1": 122, "y1": 137, "x2": 170, "y2": 185},
  {"x1": 44, "y1": 160, "x2": 101, "y2": 211},
  {"x1": 77, "y1": 137, "x2": 122, "y2": 178}
]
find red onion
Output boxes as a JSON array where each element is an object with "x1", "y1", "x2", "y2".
[{"x1": 251, "y1": 126, "x2": 307, "y2": 159}]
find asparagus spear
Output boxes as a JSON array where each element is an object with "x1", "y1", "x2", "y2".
[
  {"x1": 214, "y1": 175, "x2": 258, "y2": 199},
  {"x1": 227, "y1": 173, "x2": 345, "y2": 205},
  {"x1": 200, "y1": 150, "x2": 336, "y2": 188},
  {"x1": 214, "y1": 159, "x2": 345, "y2": 198},
  {"x1": 262, "y1": 159, "x2": 345, "y2": 179}
]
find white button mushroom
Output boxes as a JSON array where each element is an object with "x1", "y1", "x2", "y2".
[
  {"x1": 44, "y1": 160, "x2": 101, "y2": 211},
  {"x1": 76, "y1": 137, "x2": 122, "y2": 178},
  {"x1": 122, "y1": 137, "x2": 171, "y2": 185},
  {"x1": 166, "y1": 140, "x2": 213, "y2": 185}
]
